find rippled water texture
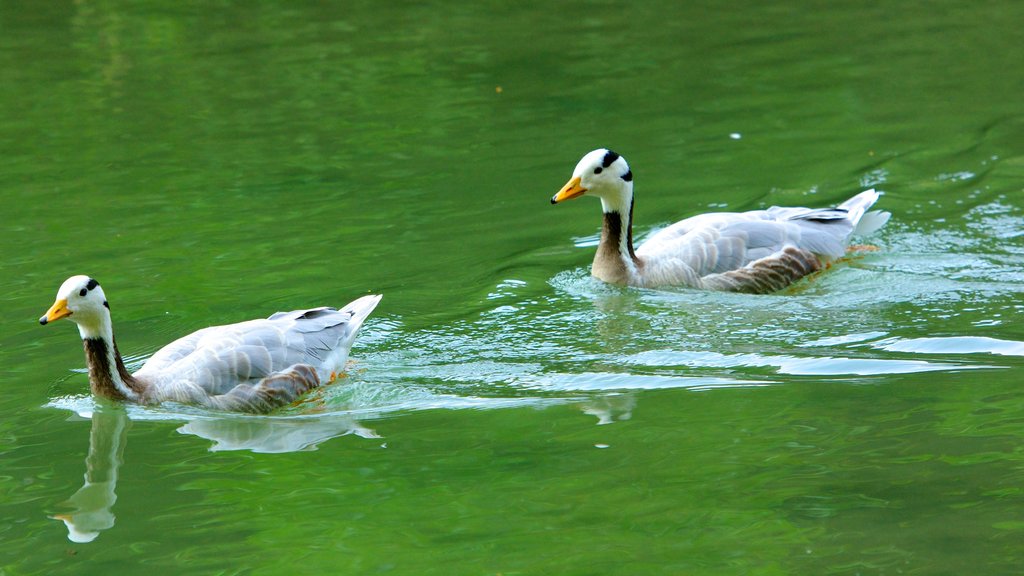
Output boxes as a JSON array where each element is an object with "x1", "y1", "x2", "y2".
[{"x1": 1, "y1": 1, "x2": 1023, "y2": 574}]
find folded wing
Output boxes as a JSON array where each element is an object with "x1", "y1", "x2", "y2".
[
  {"x1": 136, "y1": 295, "x2": 381, "y2": 412},
  {"x1": 635, "y1": 190, "x2": 886, "y2": 292}
]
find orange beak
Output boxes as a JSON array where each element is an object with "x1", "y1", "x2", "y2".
[
  {"x1": 40, "y1": 298, "x2": 72, "y2": 325},
  {"x1": 551, "y1": 176, "x2": 587, "y2": 204}
]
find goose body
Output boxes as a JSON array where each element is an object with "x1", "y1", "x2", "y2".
[
  {"x1": 551, "y1": 149, "x2": 890, "y2": 293},
  {"x1": 40, "y1": 276, "x2": 381, "y2": 413}
]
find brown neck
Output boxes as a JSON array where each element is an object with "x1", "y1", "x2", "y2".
[
  {"x1": 593, "y1": 200, "x2": 642, "y2": 284},
  {"x1": 82, "y1": 337, "x2": 142, "y2": 401}
]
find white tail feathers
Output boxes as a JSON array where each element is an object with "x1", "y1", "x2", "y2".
[
  {"x1": 341, "y1": 294, "x2": 382, "y2": 329},
  {"x1": 854, "y1": 210, "x2": 891, "y2": 236},
  {"x1": 335, "y1": 294, "x2": 382, "y2": 354},
  {"x1": 838, "y1": 189, "x2": 891, "y2": 236}
]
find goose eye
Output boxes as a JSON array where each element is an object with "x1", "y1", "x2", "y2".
[
  {"x1": 594, "y1": 167, "x2": 603, "y2": 174},
  {"x1": 79, "y1": 288, "x2": 88, "y2": 297}
]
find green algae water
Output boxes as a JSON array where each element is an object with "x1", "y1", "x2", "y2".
[{"x1": 2, "y1": 1, "x2": 1023, "y2": 574}]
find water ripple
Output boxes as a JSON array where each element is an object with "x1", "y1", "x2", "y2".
[
  {"x1": 624, "y1": 349, "x2": 994, "y2": 376},
  {"x1": 874, "y1": 336, "x2": 1024, "y2": 357},
  {"x1": 520, "y1": 371, "x2": 772, "y2": 392}
]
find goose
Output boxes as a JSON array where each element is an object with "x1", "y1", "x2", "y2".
[
  {"x1": 40, "y1": 276, "x2": 381, "y2": 413},
  {"x1": 551, "y1": 148, "x2": 890, "y2": 293}
]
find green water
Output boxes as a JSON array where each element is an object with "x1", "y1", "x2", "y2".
[{"x1": 2, "y1": 0, "x2": 1023, "y2": 574}]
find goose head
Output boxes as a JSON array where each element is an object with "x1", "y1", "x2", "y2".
[
  {"x1": 551, "y1": 148, "x2": 634, "y2": 215},
  {"x1": 40, "y1": 275, "x2": 112, "y2": 340}
]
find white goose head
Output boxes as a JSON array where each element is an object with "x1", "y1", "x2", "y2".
[
  {"x1": 551, "y1": 148, "x2": 634, "y2": 215},
  {"x1": 40, "y1": 275, "x2": 112, "y2": 340}
]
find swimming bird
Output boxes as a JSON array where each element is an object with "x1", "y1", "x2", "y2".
[
  {"x1": 551, "y1": 149, "x2": 890, "y2": 293},
  {"x1": 40, "y1": 276, "x2": 381, "y2": 413}
]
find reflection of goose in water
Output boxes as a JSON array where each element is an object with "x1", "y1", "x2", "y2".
[
  {"x1": 49, "y1": 400, "x2": 383, "y2": 541},
  {"x1": 47, "y1": 374, "x2": 636, "y2": 542},
  {"x1": 581, "y1": 394, "x2": 636, "y2": 425},
  {"x1": 178, "y1": 415, "x2": 380, "y2": 453},
  {"x1": 51, "y1": 403, "x2": 128, "y2": 543}
]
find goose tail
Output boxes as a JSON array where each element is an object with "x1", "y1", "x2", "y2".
[
  {"x1": 839, "y1": 189, "x2": 891, "y2": 236},
  {"x1": 338, "y1": 294, "x2": 382, "y2": 346}
]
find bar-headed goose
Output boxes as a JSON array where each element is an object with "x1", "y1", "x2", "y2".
[
  {"x1": 40, "y1": 276, "x2": 381, "y2": 413},
  {"x1": 551, "y1": 148, "x2": 890, "y2": 293}
]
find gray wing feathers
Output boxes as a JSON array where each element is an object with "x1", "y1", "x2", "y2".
[
  {"x1": 640, "y1": 219, "x2": 797, "y2": 278},
  {"x1": 139, "y1": 328, "x2": 211, "y2": 373},
  {"x1": 267, "y1": 306, "x2": 334, "y2": 323},
  {"x1": 789, "y1": 189, "x2": 887, "y2": 255},
  {"x1": 634, "y1": 190, "x2": 887, "y2": 291},
  {"x1": 786, "y1": 219, "x2": 850, "y2": 258},
  {"x1": 282, "y1": 295, "x2": 382, "y2": 366},
  {"x1": 136, "y1": 294, "x2": 382, "y2": 413}
]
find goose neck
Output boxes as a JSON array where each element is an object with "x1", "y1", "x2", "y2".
[
  {"x1": 591, "y1": 196, "x2": 642, "y2": 285},
  {"x1": 599, "y1": 196, "x2": 639, "y2": 263},
  {"x1": 82, "y1": 334, "x2": 142, "y2": 402}
]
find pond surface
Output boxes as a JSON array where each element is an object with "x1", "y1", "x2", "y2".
[{"x1": 2, "y1": 1, "x2": 1023, "y2": 574}]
